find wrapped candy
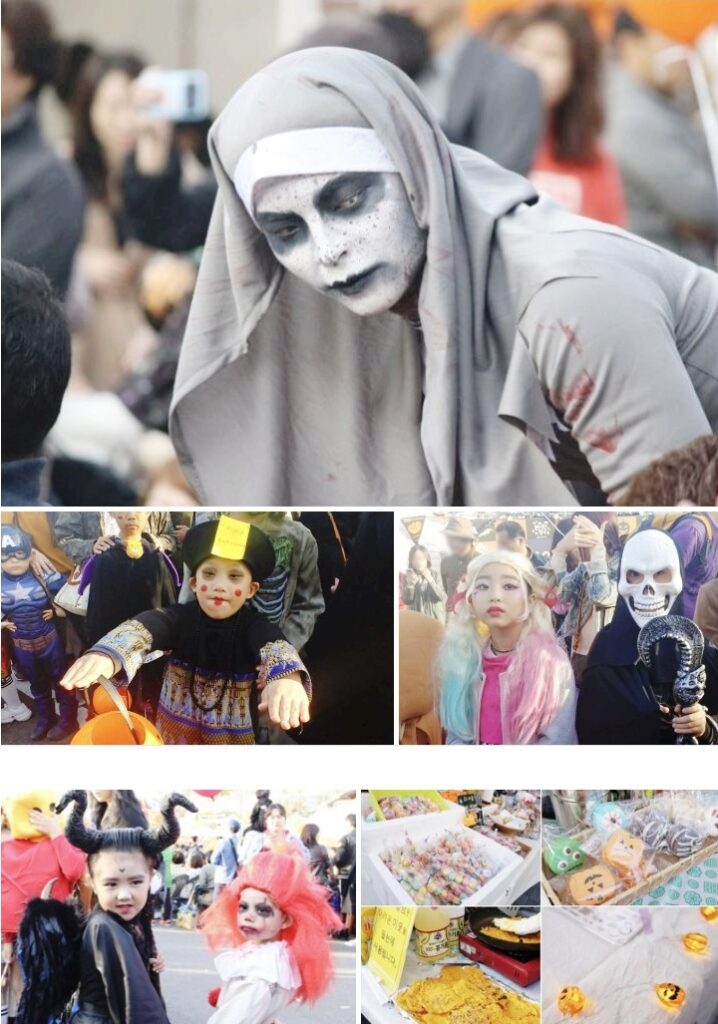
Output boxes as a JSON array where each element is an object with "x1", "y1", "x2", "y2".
[
  {"x1": 378, "y1": 830, "x2": 498, "y2": 905},
  {"x1": 602, "y1": 829, "x2": 646, "y2": 883},
  {"x1": 568, "y1": 864, "x2": 623, "y2": 906},
  {"x1": 633, "y1": 812, "x2": 670, "y2": 850},
  {"x1": 591, "y1": 802, "x2": 629, "y2": 833},
  {"x1": 544, "y1": 836, "x2": 585, "y2": 875},
  {"x1": 666, "y1": 824, "x2": 703, "y2": 858},
  {"x1": 377, "y1": 794, "x2": 443, "y2": 820}
]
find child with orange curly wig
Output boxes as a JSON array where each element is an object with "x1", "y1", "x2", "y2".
[{"x1": 201, "y1": 851, "x2": 342, "y2": 1023}]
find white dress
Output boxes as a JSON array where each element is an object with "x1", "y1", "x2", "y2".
[{"x1": 208, "y1": 940, "x2": 301, "y2": 1024}]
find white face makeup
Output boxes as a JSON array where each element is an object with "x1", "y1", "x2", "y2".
[
  {"x1": 254, "y1": 172, "x2": 426, "y2": 316},
  {"x1": 237, "y1": 886, "x2": 290, "y2": 943}
]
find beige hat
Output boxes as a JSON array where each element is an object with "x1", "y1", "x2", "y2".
[{"x1": 441, "y1": 515, "x2": 477, "y2": 540}]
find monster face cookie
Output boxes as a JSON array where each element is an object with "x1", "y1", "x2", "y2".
[
  {"x1": 568, "y1": 864, "x2": 621, "y2": 906},
  {"x1": 544, "y1": 836, "x2": 585, "y2": 875}
]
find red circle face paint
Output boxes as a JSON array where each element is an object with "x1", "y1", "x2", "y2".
[
  {"x1": 234, "y1": 589, "x2": 243, "y2": 597},
  {"x1": 200, "y1": 584, "x2": 208, "y2": 592}
]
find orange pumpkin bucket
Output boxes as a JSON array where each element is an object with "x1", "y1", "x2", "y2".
[
  {"x1": 71, "y1": 711, "x2": 163, "y2": 745},
  {"x1": 90, "y1": 684, "x2": 132, "y2": 715}
]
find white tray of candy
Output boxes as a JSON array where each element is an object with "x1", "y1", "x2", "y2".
[{"x1": 366, "y1": 820, "x2": 523, "y2": 907}]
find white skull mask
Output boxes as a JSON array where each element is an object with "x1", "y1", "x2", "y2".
[{"x1": 618, "y1": 529, "x2": 682, "y2": 627}]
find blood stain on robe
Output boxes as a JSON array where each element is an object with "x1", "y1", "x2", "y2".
[{"x1": 559, "y1": 321, "x2": 582, "y2": 354}]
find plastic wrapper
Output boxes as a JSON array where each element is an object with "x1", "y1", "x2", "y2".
[
  {"x1": 551, "y1": 861, "x2": 629, "y2": 906},
  {"x1": 629, "y1": 792, "x2": 715, "y2": 855},
  {"x1": 475, "y1": 824, "x2": 526, "y2": 857},
  {"x1": 378, "y1": 794, "x2": 443, "y2": 820},
  {"x1": 378, "y1": 830, "x2": 499, "y2": 906}
]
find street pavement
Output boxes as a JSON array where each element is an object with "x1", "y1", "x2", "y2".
[
  {"x1": 1, "y1": 678, "x2": 80, "y2": 745},
  {"x1": 156, "y1": 924, "x2": 357, "y2": 1024}
]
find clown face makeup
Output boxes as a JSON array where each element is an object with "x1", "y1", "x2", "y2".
[
  {"x1": 253, "y1": 171, "x2": 426, "y2": 316},
  {"x1": 191, "y1": 556, "x2": 260, "y2": 620},
  {"x1": 618, "y1": 529, "x2": 682, "y2": 627},
  {"x1": 237, "y1": 886, "x2": 290, "y2": 943}
]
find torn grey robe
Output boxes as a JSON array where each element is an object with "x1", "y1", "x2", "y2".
[{"x1": 170, "y1": 48, "x2": 718, "y2": 506}]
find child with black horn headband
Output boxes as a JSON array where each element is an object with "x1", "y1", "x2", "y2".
[{"x1": 15, "y1": 789, "x2": 197, "y2": 1024}]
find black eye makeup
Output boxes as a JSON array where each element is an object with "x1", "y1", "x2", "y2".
[
  {"x1": 315, "y1": 172, "x2": 385, "y2": 218},
  {"x1": 239, "y1": 899, "x2": 277, "y2": 916},
  {"x1": 255, "y1": 212, "x2": 307, "y2": 252}
]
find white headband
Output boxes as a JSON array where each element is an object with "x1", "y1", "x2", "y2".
[{"x1": 233, "y1": 127, "x2": 397, "y2": 215}]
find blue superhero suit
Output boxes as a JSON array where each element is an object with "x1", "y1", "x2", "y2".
[{"x1": 1, "y1": 525, "x2": 77, "y2": 741}]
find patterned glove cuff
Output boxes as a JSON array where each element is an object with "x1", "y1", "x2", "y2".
[
  {"x1": 256, "y1": 639, "x2": 311, "y2": 700},
  {"x1": 91, "y1": 619, "x2": 155, "y2": 683}
]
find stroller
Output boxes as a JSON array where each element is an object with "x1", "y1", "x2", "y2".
[{"x1": 175, "y1": 875, "x2": 203, "y2": 930}]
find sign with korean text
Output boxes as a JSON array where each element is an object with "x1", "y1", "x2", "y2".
[{"x1": 367, "y1": 906, "x2": 417, "y2": 996}]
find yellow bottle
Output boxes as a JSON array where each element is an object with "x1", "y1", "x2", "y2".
[
  {"x1": 361, "y1": 907, "x2": 376, "y2": 964},
  {"x1": 414, "y1": 907, "x2": 450, "y2": 961}
]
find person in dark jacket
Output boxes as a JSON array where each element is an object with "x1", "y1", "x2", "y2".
[
  {"x1": 577, "y1": 528, "x2": 718, "y2": 745},
  {"x1": 1, "y1": 260, "x2": 71, "y2": 505},
  {"x1": 381, "y1": 0, "x2": 542, "y2": 174},
  {"x1": 1, "y1": 0, "x2": 85, "y2": 295}
]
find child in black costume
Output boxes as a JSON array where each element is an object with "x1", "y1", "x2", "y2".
[
  {"x1": 15, "y1": 788, "x2": 197, "y2": 1024},
  {"x1": 81, "y1": 512, "x2": 179, "y2": 646},
  {"x1": 60, "y1": 517, "x2": 311, "y2": 743}
]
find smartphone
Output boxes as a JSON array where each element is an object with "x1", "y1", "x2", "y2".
[{"x1": 139, "y1": 68, "x2": 210, "y2": 122}]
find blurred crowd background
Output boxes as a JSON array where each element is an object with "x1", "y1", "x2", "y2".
[
  {"x1": 2, "y1": 0, "x2": 717, "y2": 504},
  {"x1": 398, "y1": 508, "x2": 718, "y2": 644}
]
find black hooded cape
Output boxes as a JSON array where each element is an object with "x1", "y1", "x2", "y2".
[
  {"x1": 85, "y1": 537, "x2": 177, "y2": 646},
  {"x1": 577, "y1": 597, "x2": 718, "y2": 744},
  {"x1": 73, "y1": 909, "x2": 170, "y2": 1024}
]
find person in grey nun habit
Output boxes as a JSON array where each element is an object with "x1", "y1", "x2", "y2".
[{"x1": 170, "y1": 48, "x2": 717, "y2": 508}]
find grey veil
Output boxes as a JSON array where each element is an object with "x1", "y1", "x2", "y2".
[{"x1": 170, "y1": 47, "x2": 575, "y2": 505}]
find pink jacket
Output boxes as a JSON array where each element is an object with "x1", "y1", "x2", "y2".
[{"x1": 446, "y1": 631, "x2": 578, "y2": 745}]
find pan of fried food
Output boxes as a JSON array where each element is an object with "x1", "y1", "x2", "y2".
[
  {"x1": 395, "y1": 963, "x2": 539, "y2": 1023},
  {"x1": 465, "y1": 907, "x2": 540, "y2": 957}
]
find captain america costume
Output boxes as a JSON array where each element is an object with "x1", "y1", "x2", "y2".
[{"x1": 1, "y1": 525, "x2": 77, "y2": 740}]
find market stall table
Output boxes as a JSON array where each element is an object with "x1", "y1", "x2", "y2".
[
  {"x1": 363, "y1": 803, "x2": 539, "y2": 907},
  {"x1": 542, "y1": 907, "x2": 718, "y2": 1024},
  {"x1": 361, "y1": 945, "x2": 540, "y2": 1024}
]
